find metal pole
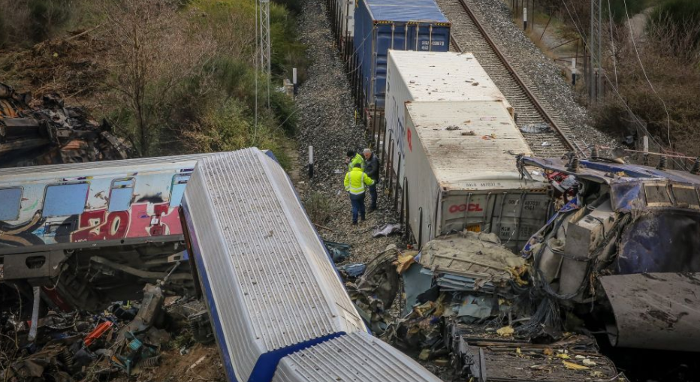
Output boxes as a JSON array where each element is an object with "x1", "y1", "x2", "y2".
[
  {"x1": 293, "y1": 68, "x2": 298, "y2": 96},
  {"x1": 597, "y1": 0, "x2": 603, "y2": 98},
  {"x1": 523, "y1": 6, "x2": 527, "y2": 31},
  {"x1": 308, "y1": 146, "x2": 314, "y2": 178}
]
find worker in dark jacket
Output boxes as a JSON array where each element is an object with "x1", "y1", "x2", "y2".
[
  {"x1": 344, "y1": 162, "x2": 375, "y2": 225},
  {"x1": 363, "y1": 148, "x2": 380, "y2": 211},
  {"x1": 346, "y1": 150, "x2": 365, "y2": 171}
]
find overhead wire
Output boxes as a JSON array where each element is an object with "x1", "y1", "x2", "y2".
[
  {"x1": 606, "y1": 0, "x2": 619, "y2": 87},
  {"x1": 560, "y1": 0, "x2": 688, "y2": 169},
  {"x1": 621, "y1": 0, "x2": 672, "y2": 147}
]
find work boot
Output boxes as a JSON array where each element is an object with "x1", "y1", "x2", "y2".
[
  {"x1": 352, "y1": 221, "x2": 358, "y2": 225},
  {"x1": 368, "y1": 207, "x2": 377, "y2": 213}
]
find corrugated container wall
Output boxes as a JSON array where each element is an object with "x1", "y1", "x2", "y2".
[
  {"x1": 402, "y1": 101, "x2": 550, "y2": 251},
  {"x1": 385, "y1": 51, "x2": 514, "y2": 183},
  {"x1": 336, "y1": 0, "x2": 354, "y2": 42},
  {"x1": 353, "y1": 0, "x2": 450, "y2": 113}
]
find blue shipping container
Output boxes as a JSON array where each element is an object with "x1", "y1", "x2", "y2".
[{"x1": 353, "y1": 0, "x2": 450, "y2": 111}]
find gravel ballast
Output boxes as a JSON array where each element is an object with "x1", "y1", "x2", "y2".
[
  {"x1": 437, "y1": 0, "x2": 618, "y2": 151},
  {"x1": 294, "y1": 0, "x2": 404, "y2": 264}
]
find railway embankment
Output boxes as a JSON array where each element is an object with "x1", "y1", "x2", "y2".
[{"x1": 293, "y1": 0, "x2": 406, "y2": 264}]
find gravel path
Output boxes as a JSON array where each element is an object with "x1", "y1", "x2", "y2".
[
  {"x1": 437, "y1": 0, "x2": 617, "y2": 153},
  {"x1": 295, "y1": 0, "x2": 403, "y2": 264}
]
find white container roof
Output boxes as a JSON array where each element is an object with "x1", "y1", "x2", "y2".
[
  {"x1": 389, "y1": 51, "x2": 512, "y2": 111},
  {"x1": 406, "y1": 101, "x2": 532, "y2": 189}
]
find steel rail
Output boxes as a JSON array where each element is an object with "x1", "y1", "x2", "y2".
[{"x1": 451, "y1": 0, "x2": 579, "y2": 155}]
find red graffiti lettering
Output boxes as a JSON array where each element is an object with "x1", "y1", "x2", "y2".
[
  {"x1": 70, "y1": 202, "x2": 183, "y2": 243},
  {"x1": 448, "y1": 203, "x2": 483, "y2": 213},
  {"x1": 72, "y1": 210, "x2": 129, "y2": 242},
  {"x1": 407, "y1": 128, "x2": 413, "y2": 152}
]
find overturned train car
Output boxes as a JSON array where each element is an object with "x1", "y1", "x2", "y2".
[
  {"x1": 0, "y1": 154, "x2": 210, "y2": 309},
  {"x1": 520, "y1": 156, "x2": 700, "y2": 352},
  {"x1": 181, "y1": 148, "x2": 442, "y2": 382}
]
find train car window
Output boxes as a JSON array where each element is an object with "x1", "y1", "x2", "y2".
[
  {"x1": 43, "y1": 183, "x2": 89, "y2": 217},
  {"x1": 170, "y1": 174, "x2": 191, "y2": 207},
  {"x1": 0, "y1": 188, "x2": 22, "y2": 221},
  {"x1": 109, "y1": 179, "x2": 135, "y2": 212}
]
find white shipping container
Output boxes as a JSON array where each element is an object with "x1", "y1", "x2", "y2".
[
  {"x1": 402, "y1": 101, "x2": 550, "y2": 251},
  {"x1": 336, "y1": 0, "x2": 354, "y2": 40},
  {"x1": 384, "y1": 51, "x2": 513, "y2": 182}
]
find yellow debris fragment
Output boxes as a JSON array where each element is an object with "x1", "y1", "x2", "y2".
[
  {"x1": 555, "y1": 353, "x2": 570, "y2": 360},
  {"x1": 563, "y1": 361, "x2": 589, "y2": 370},
  {"x1": 395, "y1": 251, "x2": 418, "y2": 274},
  {"x1": 496, "y1": 326, "x2": 514, "y2": 336},
  {"x1": 418, "y1": 349, "x2": 430, "y2": 361}
]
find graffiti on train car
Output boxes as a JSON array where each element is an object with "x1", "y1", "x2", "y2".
[
  {"x1": 0, "y1": 202, "x2": 183, "y2": 247},
  {"x1": 71, "y1": 202, "x2": 182, "y2": 242}
]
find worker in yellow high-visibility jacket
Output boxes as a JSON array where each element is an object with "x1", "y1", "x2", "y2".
[
  {"x1": 346, "y1": 150, "x2": 365, "y2": 172},
  {"x1": 344, "y1": 162, "x2": 375, "y2": 225}
]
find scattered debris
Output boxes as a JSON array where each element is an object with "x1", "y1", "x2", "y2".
[
  {"x1": 346, "y1": 246, "x2": 400, "y2": 334},
  {"x1": 519, "y1": 123, "x2": 551, "y2": 133},
  {"x1": 0, "y1": 284, "x2": 222, "y2": 381},
  {"x1": 338, "y1": 263, "x2": 367, "y2": 278},
  {"x1": 324, "y1": 241, "x2": 352, "y2": 262},
  {"x1": 372, "y1": 223, "x2": 402, "y2": 238},
  {"x1": 0, "y1": 82, "x2": 131, "y2": 167}
]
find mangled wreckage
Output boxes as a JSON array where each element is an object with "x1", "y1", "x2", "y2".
[
  {"x1": 519, "y1": 155, "x2": 700, "y2": 352},
  {"x1": 0, "y1": 82, "x2": 130, "y2": 166},
  {"x1": 351, "y1": 154, "x2": 700, "y2": 381}
]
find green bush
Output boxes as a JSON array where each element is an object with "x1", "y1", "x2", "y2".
[
  {"x1": 0, "y1": 13, "x2": 7, "y2": 47},
  {"x1": 28, "y1": 0, "x2": 73, "y2": 41},
  {"x1": 607, "y1": 0, "x2": 647, "y2": 23}
]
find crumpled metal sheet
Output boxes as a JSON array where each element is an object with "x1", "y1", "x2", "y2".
[
  {"x1": 600, "y1": 272, "x2": 700, "y2": 352},
  {"x1": 372, "y1": 223, "x2": 401, "y2": 237},
  {"x1": 617, "y1": 211, "x2": 700, "y2": 274},
  {"x1": 420, "y1": 231, "x2": 525, "y2": 285},
  {"x1": 324, "y1": 241, "x2": 351, "y2": 262}
]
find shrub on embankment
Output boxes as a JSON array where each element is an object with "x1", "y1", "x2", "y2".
[{"x1": 0, "y1": 0, "x2": 307, "y2": 165}]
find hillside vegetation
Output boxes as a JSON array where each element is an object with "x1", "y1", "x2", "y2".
[
  {"x1": 537, "y1": 0, "x2": 700, "y2": 161},
  {"x1": 0, "y1": 0, "x2": 306, "y2": 164}
]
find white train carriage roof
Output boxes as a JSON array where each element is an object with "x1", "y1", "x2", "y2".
[
  {"x1": 0, "y1": 153, "x2": 211, "y2": 181},
  {"x1": 405, "y1": 101, "x2": 533, "y2": 189},
  {"x1": 272, "y1": 331, "x2": 442, "y2": 382},
  {"x1": 182, "y1": 148, "x2": 366, "y2": 382}
]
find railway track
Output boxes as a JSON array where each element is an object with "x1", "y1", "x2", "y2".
[{"x1": 441, "y1": 0, "x2": 583, "y2": 158}]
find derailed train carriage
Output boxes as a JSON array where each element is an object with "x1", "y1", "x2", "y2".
[
  {"x1": 181, "y1": 148, "x2": 443, "y2": 382},
  {"x1": 0, "y1": 154, "x2": 211, "y2": 309}
]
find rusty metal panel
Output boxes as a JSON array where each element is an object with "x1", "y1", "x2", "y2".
[{"x1": 600, "y1": 272, "x2": 700, "y2": 352}]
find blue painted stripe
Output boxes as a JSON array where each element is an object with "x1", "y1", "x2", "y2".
[
  {"x1": 247, "y1": 332, "x2": 345, "y2": 382},
  {"x1": 182, "y1": 200, "x2": 238, "y2": 382}
]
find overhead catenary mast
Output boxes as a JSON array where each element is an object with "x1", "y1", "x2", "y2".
[
  {"x1": 589, "y1": 0, "x2": 603, "y2": 102},
  {"x1": 260, "y1": 0, "x2": 271, "y2": 108}
]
